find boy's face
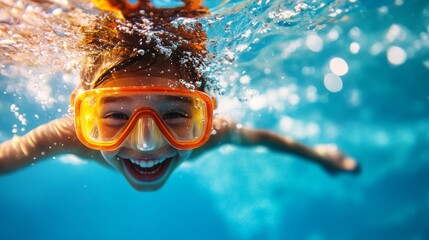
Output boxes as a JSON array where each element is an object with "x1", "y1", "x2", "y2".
[{"x1": 96, "y1": 59, "x2": 193, "y2": 191}]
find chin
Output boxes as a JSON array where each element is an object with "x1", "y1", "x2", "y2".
[{"x1": 129, "y1": 180, "x2": 167, "y2": 191}]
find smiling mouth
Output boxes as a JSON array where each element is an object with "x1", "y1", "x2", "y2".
[{"x1": 120, "y1": 156, "x2": 173, "y2": 182}]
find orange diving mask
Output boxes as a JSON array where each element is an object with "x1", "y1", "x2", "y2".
[{"x1": 73, "y1": 86, "x2": 215, "y2": 151}]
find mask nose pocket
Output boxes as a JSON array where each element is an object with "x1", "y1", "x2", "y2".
[{"x1": 129, "y1": 117, "x2": 164, "y2": 152}]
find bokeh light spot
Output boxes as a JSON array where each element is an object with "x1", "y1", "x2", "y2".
[
  {"x1": 306, "y1": 34, "x2": 324, "y2": 52},
  {"x1": 423, "y1": 60, "x2": 429, "y2": 70},
  {"x1": 386, "y1": 24, "x2": 402, "y2": 42},
  {"x1": 327, "y1": 28, "x2": 340, "y2": 41},
  {"x1": 349, "y1": 42, "x2": 360, "y2": 54},
  {"x1": 387, "y1": 46, "x2": 407, "y2": 65},
  {"x1": 324, "y1": 73, "x2": 343, "y2": 92},
  {"x1": 329, "y1": 57, "x2": 349, "y2": 76},
  {"x1": 370, "y1": 42, "x2": 384, "y2": 55}
]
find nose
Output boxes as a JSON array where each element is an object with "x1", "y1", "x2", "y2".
[{"x1": 128, "y1": 116, "x2": 166, "y2": 152}]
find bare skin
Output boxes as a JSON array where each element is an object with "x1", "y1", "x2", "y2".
[
  {"x1": 0, "y1": 114, "x2": 360, "y2": 175},
  {"x1": 192, "y1": 116, "x2": 360, "y2": 175}
]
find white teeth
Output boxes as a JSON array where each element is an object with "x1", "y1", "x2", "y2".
[
  {"x1": 130, "y1": 158, "x2": 168, "y2": 168},
  {"x1": 140, "y1": 160, "x2": 154, "y2": 168}
]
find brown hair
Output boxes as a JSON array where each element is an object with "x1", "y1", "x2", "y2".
[{"x1": 79, "y1": 0, "x2": 210, "y2": 90}]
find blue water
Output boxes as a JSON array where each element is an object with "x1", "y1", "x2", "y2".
[{"x1": 1, "y1": 0, "x2": 429, "y2": 239}]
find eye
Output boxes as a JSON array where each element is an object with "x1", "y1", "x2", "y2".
[
  {"x1": 104, "y1": 112, "x2": 130, "y2": 120},
  {"x1": 162, "y1": 111, "x2": 190, "y2": 120}
]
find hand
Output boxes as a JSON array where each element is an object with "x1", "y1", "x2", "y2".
[{"x1": 314, "y1": 144, "x2": 361, "y2": 175}]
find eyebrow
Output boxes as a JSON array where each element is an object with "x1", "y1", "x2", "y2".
[
  {"x1": 159, "y1": 95, "x2": 193, "y2": 104},
  {"x1": 99, "y1": 96, "x2": 133, "y2": 104}
]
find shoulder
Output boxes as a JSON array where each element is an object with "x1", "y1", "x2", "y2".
[{"x1": 212, "y1": 116, "x2": 237, "y2": 131}]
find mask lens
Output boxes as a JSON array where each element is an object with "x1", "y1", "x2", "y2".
[
  {"x1": 157, "y1": 95, "x2": 207, "y2": 142},
  {"x1": 77, "y1": 94, "x2": 129, "y2": 145}
]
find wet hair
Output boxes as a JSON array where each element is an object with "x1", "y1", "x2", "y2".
[{"x1": 79, "y1": 0, "x2": 210, "y2": 90}]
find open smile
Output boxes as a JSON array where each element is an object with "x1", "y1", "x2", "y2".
[{"x1": 119, "y1": 156, "x2": 174, "y2": 182}]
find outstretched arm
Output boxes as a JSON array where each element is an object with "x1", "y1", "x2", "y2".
[
  {"x1": 193, "y1": 116, "x2": 360, "y2": 175},
  {"x1": 0, "y1": 115, "x2": 104, "y2": 174}
]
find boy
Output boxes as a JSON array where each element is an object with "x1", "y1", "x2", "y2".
[{"x1": 0, "y1": 0, "x2": 359, "y2": 191}]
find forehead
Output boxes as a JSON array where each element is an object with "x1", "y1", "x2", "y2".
[{"x1": 97, "y1": 58, "x2": 186, "y2": 89}]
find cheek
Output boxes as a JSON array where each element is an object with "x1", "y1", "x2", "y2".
[
  {"x1": 177, "y1": 150, "x2": 192, "y2": 161},
  {"x1": 100, "y1": 150, "x2": 119, "y2": 166}
]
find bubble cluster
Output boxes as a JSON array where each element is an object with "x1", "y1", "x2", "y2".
[
  {"x1": 9, "y1": 103, "x2": 27, "y2": 133},
  {"x1": 0, "y1": 0, "x2": 93, "y2": 71},
  {"x1": 202, "y1": 0, "x2": 362, "y2": 96}
]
